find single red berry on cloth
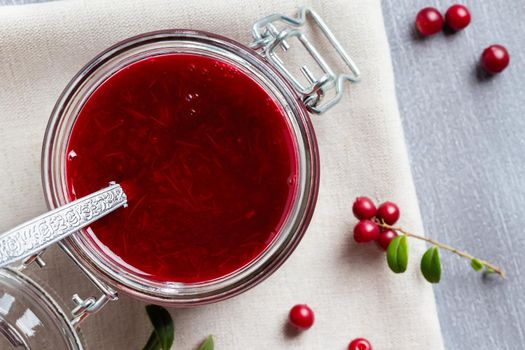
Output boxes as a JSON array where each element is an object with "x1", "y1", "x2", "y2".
[
  {"x1": 377, "y1": 201, "x2": 400, "y2": 225},
  {"x1": 415, "y1": 7, "x2": 444, "y2": 36},
  {"x1": 354, "y1": 220, "x2": 380, "y2": 243},
  {"x1": 445, "y1": 4, "x2": 471, "y2": 31},
  {"x1": 288, "y1": 304, "x2": 315, "y2": 330},
  {"x1": 481, "y1": 45, "x2": 510, "y2": 74},
  {"x1": 348, "y1": 338, "x2": 372, "y2": 350},
  {"x1": 352, "y1": 197, "x2": 377, "y2": 220},
  {"x1": 377, "y1": 229, "x2": 398, "y2": 250}
]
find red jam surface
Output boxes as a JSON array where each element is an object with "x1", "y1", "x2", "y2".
[{"x1": 66, "y1": 54, "x2": 298, "y2": 283}]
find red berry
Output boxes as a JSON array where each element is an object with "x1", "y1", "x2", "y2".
[
  {"x1": 481, "y1": 45, "x2": 510, "y2": 74},
  {"x1": 445, "y1": 4, "x2": 471, "y2": 31},
  {"x1": 352, "y1": 197, "x2": 377, "y2": 220},
  {"x1": 353, "y1": 220, "x2": 380, "y2": 243},
  {"x1": 288, "y1": 304, "x2": 314, "y2": 330},
  {"x1": 348, "y1": 338, "x2": 372, "y2": 350},
  {"x1": 377, "y1": 230, "x2": 398, "y2": 250},
  {"x1": 377, "y1": 201, "x2": 400, "y2": 225},
  {"x1": 415, "y1": 7, "x2": 444, "y2": 36}
]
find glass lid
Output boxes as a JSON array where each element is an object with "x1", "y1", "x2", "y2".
[{"x1": 0, "y1": 268, "x2": 83, "y2": 350}]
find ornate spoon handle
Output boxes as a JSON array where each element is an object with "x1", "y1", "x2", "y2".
[{"x1": 0, "y1": 183, "x2": 127, "y2": 268}]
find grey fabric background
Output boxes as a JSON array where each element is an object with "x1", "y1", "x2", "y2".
[
  {"x1": 381, "y1": 1, "x2": 525, "y2": 349},
  {"x1": 1, "y1": 0, "x2": 524, "y2": 349}
]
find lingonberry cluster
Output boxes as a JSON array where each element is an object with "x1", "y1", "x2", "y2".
[
  {"x1": 288, "y1": 304, "x2": 373, "y2": 349},
  {"x1": 352, "y1": 196, "x2": 505, "y2": 282},
  {"x1": 416, "y1": 5, "x2": 471, "y2": 36},
  {"x1": 415, "y1": 4, "x2": 509, "y2": 74},
  {"x1": 352, "y1": 197, "x2": 400, "y2": 250}
]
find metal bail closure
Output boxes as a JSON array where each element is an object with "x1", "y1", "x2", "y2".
[
  {"x1": 0, "y1": 183, "x2": 126, "y2": 327},
  {"x1": 250, "y1": 7, "x2": 361, "y2": 114}
]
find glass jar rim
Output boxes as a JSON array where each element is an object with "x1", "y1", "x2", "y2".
[{"x1": 41, "y1": 29, "x2": 319, "y2": 305}]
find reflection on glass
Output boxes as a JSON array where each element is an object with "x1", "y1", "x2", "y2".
[
  {"x1": 0, "y1": 293, "x2": 15, "y2": 315},
  {"x1": 16, "y1": 308, "x2": 41, "y2": 337}
]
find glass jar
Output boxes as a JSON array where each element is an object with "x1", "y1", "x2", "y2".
[
  {"x1": 42, "y1": 29, "x2": 319, "y2": 306},
  {"x1": 39, "y1": 7, "x2": 361, "y2": 307}
]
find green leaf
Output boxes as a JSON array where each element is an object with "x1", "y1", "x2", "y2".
[
  {"x1": 197, "y1": 335, "x2": 214, "y2": 350},
  {"x1": 145, "y1": 305, "x2": 174, "y2": 350},
  {"x1": 386, "y1": 235, "x2": 408, "y2": 273},
  {"x1": 420, "y1": 247, "x2": 441, "y2": 283},
  {"x1": 484, "y1": 266, "x2": 495, "y2": 275},
  {"x1": 142, "y1": 332, "x2": 161, "y2": 350},
  {"x1": 471, "y1": 258, "x2": 484, "y2": 272}
]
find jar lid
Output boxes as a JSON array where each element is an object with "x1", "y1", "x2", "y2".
[{"x1": 0, "y1": 268, "x2": 83, "y2": 350}]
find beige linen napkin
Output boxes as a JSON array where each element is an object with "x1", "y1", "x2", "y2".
[{"x1": 0, "y1": 0, "x2": 444, "y2": 349}]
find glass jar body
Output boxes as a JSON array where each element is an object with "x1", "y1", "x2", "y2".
[{"x1": 42, "y1": 30, "x2": 319, "y2": 306}]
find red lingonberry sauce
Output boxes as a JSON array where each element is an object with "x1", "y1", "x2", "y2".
[{"x1": 66, "y1": 54, "x2": 298, "y2": 283}]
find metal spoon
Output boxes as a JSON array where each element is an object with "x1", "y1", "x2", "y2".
[{"x1": 0, "y1": 182, "x2": 127, "y2": 268}]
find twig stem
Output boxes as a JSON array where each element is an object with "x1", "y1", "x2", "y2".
[{"x1": 376, "y1": 221, "x2": 505, "y2": 278}]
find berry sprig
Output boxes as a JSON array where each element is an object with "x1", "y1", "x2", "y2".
[{"x1": 352, "y1": 197, "x2": 505, "y2": 283}]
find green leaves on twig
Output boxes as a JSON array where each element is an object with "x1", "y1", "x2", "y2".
[
  {"x1": 387, "y1": 235, "x2": 408, "y2": 273},
  {"x1": 420, "y1": 247, "x2": 441, "y2": 283},
  {"x1": 142, "y1": 305, "x2": 214, "y2": 350},
  {"x1": 471, "y1": 258, "x2": 498, "y2": 276},
  {"x1": 143, "y1": 305, "x2": 174, "y2": 350},
  {"x1": 386, "y1": 236, "x2": 442, "y2": 283},
  {"x1": 382, "y1": 225, "x2": 505, "y2": 282}
]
